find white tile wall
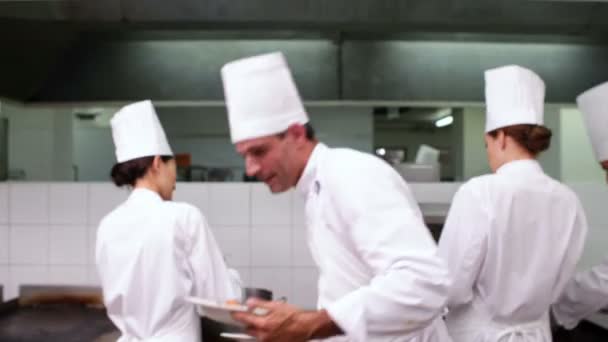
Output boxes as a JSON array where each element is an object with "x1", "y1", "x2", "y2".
[
  {"x1": 10, "y1": 226, "x2": 48, "y2": 265},
  {"x1": 0, "y1": 184, "x2": 8, "y2": 224},
  {"x1": 49, "y1": 266, "x2": 88, "y2": 285},
  {"x1": 251, "y1": 228, "x2": 291, "y2": 267},
  {"x1": 410, "y1": 182, "x2": 462, "y2": 204},
  {"x1": 87, "y1": 267, "x2": 100, "y2": 287},
  {"x1": 49, "y1": 184, "x2": 88, "y2": 225},
  {"x1": 208, "y1": 183, "x2": 250, "y2": 226},
  {"x1": 174, "y1": 183, "x2": 210, "y2": 215},
  {"x1": 49, "y1": 226, "x2": 87, "y2": 265},
  {"x1": 212, "y1": 226, "x2": 251, "y2": 267},
  {"x1": 8, "y1": 266, "x2": 49, "y2": 299},
  {"x1": 292, "y1": 268, "x2": 319, "y2": 309},
  {"x1": 251, "y1": 185, "x2": 292, "y2": 226},
  {"x1": 0, "y1": 266, "x2": 9, "y2": 298},
  {"x1": 0, "y1": 225, "x2": 8, "y2": 264},
  {"x1": 9, "y1": 183, "x2": 49, "y2": 224},
  {"x1": 250, "y1": 268, "x2": 292, "y2": 300},
  {"x1": 88, "y1": 226, "x2": 98, "y2": 266},
  {"x1": 88, "y1": 183, "x2": 128, "y2": 225},
  {"x1": 292, "y1": 226, "x2": 315, "y2": 267},
  {"x1": 6, "y1": 181, "x2": 605, "y2": 312},
  {"x1": 234, "y1": 267, "x2": 251, "y2": 288}
]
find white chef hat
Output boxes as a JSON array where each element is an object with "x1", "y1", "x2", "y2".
[
  {"x1": 221, "y1": 52, "x2": 309, "y2": 143},
  {"x1": 415, "y1": 144, "x2": 441, "y2": 165},
  {"x1": 484, "y1": 65, "x2": 546, "y2": 133},
  {"x1": 110, "y1": 100, "x2": 173, "y2": 163},
  {"x1": 577, "y1": 81, "x2": 608, "y2": 162}
]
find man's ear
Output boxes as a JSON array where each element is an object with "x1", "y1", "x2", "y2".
[{"x1": 286, "y1": 124, "x2": 307, "y2": 143}]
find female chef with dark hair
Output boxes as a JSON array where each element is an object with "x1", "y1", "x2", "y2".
[
  {"x1": 96, "y1": 100, "x2": 239, "y2": 342},
  {"x1": 438, "y1": 66, "x2": 588, "y2": 342}
]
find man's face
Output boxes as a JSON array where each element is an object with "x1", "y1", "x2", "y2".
[{"x1": 235, "y1": 134, "x2": 297, "y2": 193}]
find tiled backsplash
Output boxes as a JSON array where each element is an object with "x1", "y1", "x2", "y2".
[
  {"x1": 0, "y1": 182, "x2": 317, "y2": 308},
  {"x1": 0, "y1": 181, "x2": 607, "y2": 312}
]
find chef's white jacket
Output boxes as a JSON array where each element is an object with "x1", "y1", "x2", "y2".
[
  {"x1": 96, "y1": 188, "x2": 239, "y2": 342},
  {"x1": 296, "y1": 143, "x2": 452, "y2": 342}
]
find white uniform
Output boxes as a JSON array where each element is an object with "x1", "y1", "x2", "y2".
[
  {"x1": 96, "y1": 188, "x2": 239, "y2": 342},
  {"x1": 438, "y1": 160, "x2": 588, "y2": 342},
  {"x1": 222, "y1": 53, "x2": 450, "y2": 341},
  {"x1": 297, "y1": 143, "x2": 452, "y2": 342},
  {"x1": 552, "y1": 258, "x2": 608, "y2": 329},
  {"x1": 551, "y1": 80, "x2": 608, "y2": 330}
]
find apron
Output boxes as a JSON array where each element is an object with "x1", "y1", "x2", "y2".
[{"x1": 446, "y1": 298, "x2": 551, "y2": 342}]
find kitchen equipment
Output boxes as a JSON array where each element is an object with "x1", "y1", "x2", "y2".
[
  {"x1": 0, "y1": 285, "x2": 118, "y2": 342},
  {"x1": 415, "y1": 144, "x2": 441, "y2": 165},
  {"x1": 394, "y1": 162, "x2": 440, "y2": 182},
  {"x1": 243, "y1": 287, "x2": 272, "y2": 302}
]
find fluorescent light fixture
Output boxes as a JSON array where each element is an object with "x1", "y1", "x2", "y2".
[
  {"x1": 376, "y1": 148, "x2": 386, "y2": 156},
  {"x1": 435, "y1": 115, "x2": 454, "y2": 128}
]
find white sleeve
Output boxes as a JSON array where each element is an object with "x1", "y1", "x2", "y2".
[
  {"x1": 438, "y1": 183, "x2": 488, "y2": 308},
  {"x1": 553, "y1": 256, "x2": 608, "y2": 329},
  {"x1": 181, "y1": 207, "x2": 241, "y2": 302},
  {"x1": 324, "y1": 164, "x2": 451, "y2": 341}
]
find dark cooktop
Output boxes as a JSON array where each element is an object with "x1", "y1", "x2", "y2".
[{"x1": 0, "y1": 300, "x2": 118, "y2": 342}]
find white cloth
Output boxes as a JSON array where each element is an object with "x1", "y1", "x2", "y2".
[
  {"x1": 111, "y1": 100, "x2": 173, "y2": 163},
  {"x1": 446, "y1": 301, "x2": 550, "y2": 342},
  {"x1": 96, "y1": 188, "x2": 240, "y2": 342},
  {"x1": 551, "y1": 81, "x2": 608, "y2": 329},
  {"x1": 438, "y1": 160, "x2": 588, "y2": 342},
  {"x1": 484, "y1": 65, "x2": 545, "y2": 133},
  {"x1": 221, "y1": 52, "x2": 309, "y2": 143},
  {"x1": 552, "y1": 257, "x2": 608, "y2": 329},
  {"x1": 297, "y1": 143, "x2": 452, "y2": 342},
  {"x1": 415, "y1": 145, "x2": 441, "y2": 165},
  {"x1": 577, "y1": 81, "x2": 608, "y2": 162}
]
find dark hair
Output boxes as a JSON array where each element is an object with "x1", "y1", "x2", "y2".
[
  {"x1": 277, "y1": 123, "x2": 316, "y2": 141},
  {"x1": 304, "y1": 123, "x2": 315, "y2": 140},
  {"x1": 488, "y1": 124, "x2": 552, "y2": 155},
  {"x1": 111, "y1": 155, "x2": 173, "y2": 187}
]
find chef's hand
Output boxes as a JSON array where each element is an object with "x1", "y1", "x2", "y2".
[{"x1": 232, "y1": 298, "x2": 343, "y2": 342}]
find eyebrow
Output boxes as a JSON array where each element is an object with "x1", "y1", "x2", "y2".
[{"x1": 238, "y1": 144, "x2": 266, "y2": 156}]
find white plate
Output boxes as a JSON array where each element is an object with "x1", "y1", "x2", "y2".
[
  {"x1": 220, "y1": 332, "x2": 256, "y2": 341},
  {"x1": 186, "y1": 297, "x2": 248, "y2": 327}
]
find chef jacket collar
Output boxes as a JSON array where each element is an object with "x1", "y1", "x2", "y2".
[{"x1": 296, "y1": 142, "x2": 327, "y2": 198}]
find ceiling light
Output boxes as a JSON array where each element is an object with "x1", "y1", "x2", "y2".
[{"x1": 435, "y1": 115, "x2": 454, "y2": 128}]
